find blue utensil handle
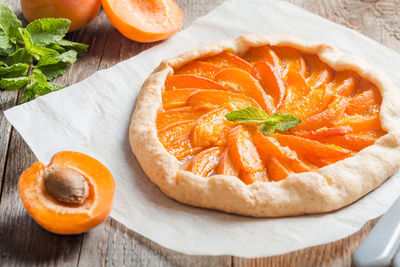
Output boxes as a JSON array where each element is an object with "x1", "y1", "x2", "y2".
[{"x1": 353, "y1": 196, "x2": 400, "y2": 267}]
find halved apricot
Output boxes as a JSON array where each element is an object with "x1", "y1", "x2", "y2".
[
  {"x1": 272, "y1": 46, "x2": 307, "y2": 77},
  {"x1": 158, "y1": 120, "x2": 194, "y2": 146},
  {"x1": 190, "y1": 108, "x2": 234, "y2": 147},
  {"x1": 19, "y1": 151, "x2": 115, "y2": 234},
  {"x1": 165, "y1": 74, "x2": 225, "y2": 91},
  {"x1": 201, "y1": 51, "x2": 257, "y2": 77},
  {"x1": 266, "y1": 157, "x2": 291, "y2": 182},
  {"x1": 162, "y1": 89, "x2": 198, "y2": 109},
  {"x1": 214, "y1": 68, "x2": 275, "y2": 114},
  {"x1": 275, "y1": 134, "x2": 352, "y2": 159},
  {"x1": 101, "y1": 0, "x2": 183, "y2": 42},
  {"x1": 243, "y1": 45, "x2": 281, "y2": 69},
  {"x1": 254, "y1": 61, "x2": 286, "y2": 108},
  {"x1": 304, "y1": 55, "x2": 333, "y2": 88},
  {"x1": 156, "y1": 106, "x2": 210, "y2": 130},
  {"x1": 186, "y1": 89, "x2": 261, "y2": 110},
  {"x1": 174, "y1": 61, "x2": 223, "y2": 80},
  {"x1": 187, "y1": 147, "x2": 224, "y2": 177},
  {"x1": 227, "y1": 125, "x2": 264, "y2": 173},
  {"x1": 253, "y1": 131, "x2": 313, "y2": 173},
  {"x1": 216, "y1": 149, "x2": 239, "y2": 176}
]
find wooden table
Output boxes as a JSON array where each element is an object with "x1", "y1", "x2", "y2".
[{"x1": 1, "y1": 0, "x2": 399, "y2": 266}]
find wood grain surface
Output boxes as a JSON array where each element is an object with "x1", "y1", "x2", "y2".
[{"x1": 1, "y1": 0, "x2": 399, "y2": 266}]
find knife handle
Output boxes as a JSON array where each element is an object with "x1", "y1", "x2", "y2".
[{"x1": 352, "y1": 196, "x2": 400, "y2": 267}]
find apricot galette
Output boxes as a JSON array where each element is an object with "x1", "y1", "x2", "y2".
[{"x1": 130, "y1": 35, "x2": 400, "y2": 217}]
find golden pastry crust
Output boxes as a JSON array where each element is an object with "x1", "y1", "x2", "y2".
[{"x1": 129, "y1": 34, "x2": 400, "y2": 217}]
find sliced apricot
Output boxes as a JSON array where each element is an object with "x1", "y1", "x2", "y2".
[
  {"x1": 328, "y1": 71, "x2": 358, "y2": 96},
  {"x1": 187, "y1": 147, "x2": 224, "y2": 177},
  {"x1": 227, "y1": 126, "x2": 264, "y2": 173},
  {"x1": 243, "y1": 45, "x2": 281, "y2": 69},
  {"x1": 190, "y1": 108, "x2": 234, "y2": 147},
  {"x1": 334, "y1": 114, "x2": 382, "y2": 133},
  {"x1": 216, "y1": 149, "x2": 239, "y2": 176},
  {"x1": 266, "y1": 157, "x2": 291, "y2": 182},
  {"x1": 19, "y1": 151, "x2": 115, "y2": 234},
  {"x1": 254, "y1": 61, "x2": 286, "y2": 108},
  {"x1": 275, "y1": 134, "x2": 352, "y2": 159},
  {"x1": 296, "y1": 95, "x2": 348, "y2": 130},
  {"x1": 158, "y1": 120, "x2": 194, "y2": 146},
  {"x1": 346, "y1": 87, "x2": 381, "y2": 115},
  {"x1": 294, "y1": 126, "x2": 352, "y2": 140},
  {"x1": 156, "y1": 106, "x2": 210, "y2": 130},
  {"x1": 253, "y1": 131, "x2": 313, "y2": 173},
  {"x1": 240, "y1": 170, "x2": 269, "y2": 184},
  {"x1": 165, "y1": 74, "x2": 225, "y2": 91},
  {"x1": 165, "y1": 138, "x2": 202, "y2": 162},
  {"x1": 101, "y1": 0, "x2": 183, "y2": 43},
  {"x1": 201, "y1": 51, "x2": 257, "y2": 77},
  {"x1": 272, "y1": 46, "x2": 307, "y2": 77},
  {"x1": 162, "y1": 89, "x2": 198, "y2": 109},
  {"x1": 186, "y1": 89, "x2": 261, "y2": 110},
  {"x1": 174, "y1": 61, "x2": 223, "y2": 80},
  {"x1": 214, "y1": 68, "x2": 275, "y2": 114},
  {"x1": 304, "y1": 54, "x2": 333, "y2": 88},
  {"x1": 321, "y1": 133, "x2": 378, "y2": 151}
]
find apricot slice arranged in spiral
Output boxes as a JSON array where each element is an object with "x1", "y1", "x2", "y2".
[
  {"x1": 19, "y1": 151, "x2": 115, "y2": 234},
  {"x1": 101, "y1": 0, "x2": 183, "y2": 43},
  {"x1": 156, "y1": 45, "x2": 386, "y2": 184}
]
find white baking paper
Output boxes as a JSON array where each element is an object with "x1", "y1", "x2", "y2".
[{"x1": 5, "y1": 0, "x2": 400, "y2": 257}]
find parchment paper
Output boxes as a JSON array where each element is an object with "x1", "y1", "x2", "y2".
[{"x1": 5, "y1": 0, "x2": 400, "y2": 257}]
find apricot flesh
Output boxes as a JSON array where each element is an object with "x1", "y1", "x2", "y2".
[
  {"x1": 19, "y1": 151, "x2": 115, "y2": 235},
  {"x1": 20, "y1": 0, "x2": 101, "y2": 32}
]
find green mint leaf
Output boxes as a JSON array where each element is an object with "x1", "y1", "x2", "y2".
[
  {"x1": 18, "y1": 28, "x2": 33, "y2": 50},
  {"x1": 26, "y1": 69, "x2": 51, "y2": 95},
  {"x1": 0, "y1": 4, "x2": 22, "y2": 56},
  {"x1": 48, "y1": 82, "x2": 64, "y2": 91},
  {"x1": 36, "y1": 62, "x2": 69, "y2": 80},
  {"x1": 19, "y1": 87, "x2": 35, "y2": 103},
  {"x1": 18, "y1": 28, "x2": 59, "y2": 61},
  {"x1": 58, "y1": 39, "x2": 88, "y2": 55},
  {"x1": 0, "y1": 63, "x2": 29, "y2": 78},
  {"x1": 225, "y1": 108, "x2": 301, "y2": 135},
  {"x1": 0, "y1": 76, "x2": 28, "y2": 90},
  {"x1": 225, "y1": 107, "x2": 269, "y2": 123},
  {"x1": 56, "y1": 50, "x2": 77, "y2": 64},
  {"x1": 266, "y1": 113, "x2": 302, "y2": 132},
  {"x1": 46, "y1": 43, "x2": 66, "y2": 53},
  {"x1": 26, "y1": 18, "x2": 70, "y2": 45},
  {"x1": 259, "y1": 123, "x2": 275, "y2": 135},
  {"x1": 5, "y1": 48, "x2": 32, "y2": 65}
]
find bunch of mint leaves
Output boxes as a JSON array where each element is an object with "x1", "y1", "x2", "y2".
[
  {"x1": 225, "y1": 107, "x2": 302, "y2": 135},
  {"x1": 0, "y1": 4, "x2": 88, "y2": 103}
]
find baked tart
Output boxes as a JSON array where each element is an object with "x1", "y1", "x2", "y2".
[{"x1": 130, "y1": 34, "x2": 400, "y2": 217}]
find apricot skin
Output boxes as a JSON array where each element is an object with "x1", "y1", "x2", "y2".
[{"x1": 20, "y1": 0, "x2": 101, "y2": 32}]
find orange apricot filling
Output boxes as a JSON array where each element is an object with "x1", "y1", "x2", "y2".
[
  {"x1": 19, "y1": 151, "x2": 115, "y2": 234},
  {"x1": 156, "y1": 45, "x2": 386, "y2": 184}
]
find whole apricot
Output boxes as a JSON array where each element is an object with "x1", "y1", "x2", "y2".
[{"x1": 20, "y1": 0, "x2": 101, "y2": 32}]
